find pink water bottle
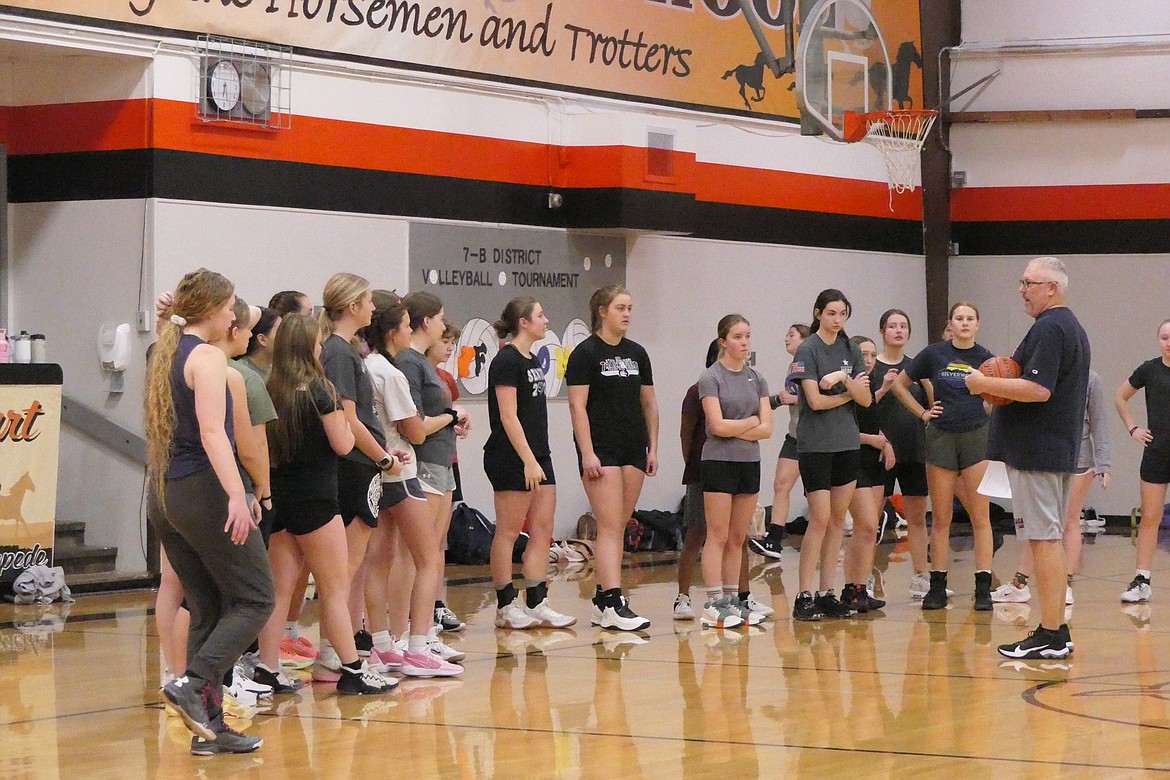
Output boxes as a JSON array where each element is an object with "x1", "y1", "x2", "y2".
[{"x1": 0, "y1": 329, "x2": 8, "y2": 363}]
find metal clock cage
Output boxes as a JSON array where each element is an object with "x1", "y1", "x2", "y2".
[{"x1": 198, "y1": 34, "x2": 292, "y2": 129}]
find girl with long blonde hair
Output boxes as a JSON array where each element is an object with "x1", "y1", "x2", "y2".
[{"x1": 146, "y1": 269, "x2": 274, "y2": 755}]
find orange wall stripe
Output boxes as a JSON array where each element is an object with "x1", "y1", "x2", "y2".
[
  {"x1": 953, "y1": 184, "x2": 1170, "y2": 222},
  {"x1": 10, "y1": 98, "x2": 918, "y2": 220}
]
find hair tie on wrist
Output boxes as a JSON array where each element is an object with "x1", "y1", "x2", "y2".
[
  {"x1": 1130, "y1": 426, "x2": 1139, "y2": 435},
  {"x1": 170, "y1": 314, "x2": 187, "y2": 327}
]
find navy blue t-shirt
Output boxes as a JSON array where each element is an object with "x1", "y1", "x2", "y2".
[
  {"x1": 907, "y1": 340, "x2": 994, "y2": 433},
  {"x1": 988, "y1": 306, "x2": 1090, "y2": 472}
]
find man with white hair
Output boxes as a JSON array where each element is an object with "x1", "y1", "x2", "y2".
[{"x1": 965, "y1": 256, "x2": 1090, "y2": 660}]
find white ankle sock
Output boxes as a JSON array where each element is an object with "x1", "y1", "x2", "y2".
[
  {"x1": 284, "y1": 622, "x2": 299, "y2": 639},
  {"x1": 371, "y1": 630, "x2": 394, "y2": 652},
  {"x1": 408, "y1": 634, "x2": 428, "y2": 654}
]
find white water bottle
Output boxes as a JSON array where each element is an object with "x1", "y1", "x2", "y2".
[
  {"x1": 13, "y1": 331, "x2": 31, "y2": 364},
  {"x1": 30, "y1": 334, "x2": 46, "y2": 363}
]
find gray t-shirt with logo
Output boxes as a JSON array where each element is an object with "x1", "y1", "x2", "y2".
[
  {"x1": 698, "y1": 361, "x2": 770, "y2": 462},
  {"x1": 791, "y1": 333, "x2": 865, "y2": 454}
]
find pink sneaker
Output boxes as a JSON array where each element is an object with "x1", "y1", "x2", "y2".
[
  {"x1": 290, "y1": 636, "x2": 318, "y2": 659},
  {"x1": 401, "y1": 649, "x2": 463, "y2": 678},
  {"x1": 370, "y1": 642, "x2": 405, "y2": 673}
]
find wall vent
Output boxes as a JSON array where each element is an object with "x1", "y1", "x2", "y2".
[{"x1": 646, "y1": 130, "x2": 675, "y2": 181}]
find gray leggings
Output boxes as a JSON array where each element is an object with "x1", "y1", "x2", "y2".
[{"x1": 150, "y1": 468, "x2": 274, "y2": 683}]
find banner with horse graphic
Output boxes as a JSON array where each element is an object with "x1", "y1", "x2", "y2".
[
  {"x1": 0, "y1": 364, "x2": 61, "y2": 596},
  {"x1": 2, "y1": 0, "x2": 923, "y2": 119}
]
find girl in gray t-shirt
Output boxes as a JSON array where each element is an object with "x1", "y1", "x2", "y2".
[
  {"x1": 789, "y1": 289, "x2": 872, "y2": 622},
  {"x1": 695, "y1": 314, "x2": 773, "y2": 629}
]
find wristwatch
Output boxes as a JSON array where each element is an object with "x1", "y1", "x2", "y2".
[{"x1": 377, "y1": 455, "x2": 394, "y2": 470}]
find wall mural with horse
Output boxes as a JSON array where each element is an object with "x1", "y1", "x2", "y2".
[{"x1": 3, "y1": 0, "x2": 922, "y2": 122}]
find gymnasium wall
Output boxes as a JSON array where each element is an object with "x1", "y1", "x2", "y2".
[
  {"x1": 949, "y1": 1, "x2": 1170, "y2": 516},
  {"x1": 2, "y1": 10, "x2": 930, "y2": 551}
]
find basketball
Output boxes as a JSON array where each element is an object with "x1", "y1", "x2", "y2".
[{"x1": 978, "y1": 356, "x2": 1021, "y2": 406}]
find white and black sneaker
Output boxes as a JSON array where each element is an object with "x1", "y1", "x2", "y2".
[
  {"x1": 598, "y1": 596, "x2": 651, "y2": 632},
  {"x1": 435, "y1": 602, "x2": 465, "y2": 632},
  {"x1": 1121, "y1": 575, "x2": 1152, "y2": 603}
]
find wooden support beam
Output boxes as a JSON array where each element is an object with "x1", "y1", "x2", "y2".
[{"x1": 949, "y1": 109, "x2": 1138, "y2": 123}]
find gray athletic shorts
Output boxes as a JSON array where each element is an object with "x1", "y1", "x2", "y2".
[
  {"x1": 925, "y1": 423, "x2": 988, "y2": 472},
  {"x1": 416, "y1": 460, "x2": 456, "y2": 496},
  {"x1": 1006, "y1": 467, "x2": 1070, "y2": 541},
  {"x1": 682, "y1": 482, "x2": 706, "y2": 531}
]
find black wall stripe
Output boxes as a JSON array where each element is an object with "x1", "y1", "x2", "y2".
[
  {"x1": 955, "y1": 220, "x2": 1170, "y2": 256},
  {"x1": 10, "y1": 149, "x2": 918, "y2": 253}
]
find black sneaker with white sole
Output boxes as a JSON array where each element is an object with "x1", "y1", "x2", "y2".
[
  {"x1": 1058, "y1": 623, "x2": 1074, "y2": 653},
  {"x1": 997, "y1": 626, "x2": 1070, "y2": 660},
  {"x1": 253, "y1": 664, "x2": 303, "y2": 694},
  {"x1": 747, "y1": 536, "x2": 782, "y2": 560},
  {"x1": 792, "y1": 591, "x2": 822, "y2": 622},
  {"x1": 435, "y1": 602, "x2": 466, "y2": 632},
  {"x1": 190, "y1": 720, "x2": 263, "y2": 755},
  {"x1": 337, "y1": 662, "x2": 397, "y2": 695}
]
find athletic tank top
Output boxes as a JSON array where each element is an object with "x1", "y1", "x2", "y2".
[{"x1": 166, "y1": 334, "x2": 236, "y2": 480}]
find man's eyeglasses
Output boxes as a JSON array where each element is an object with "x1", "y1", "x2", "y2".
[{"x1": 1018, "y1": 279, "x2": 1051, "y2": 288}]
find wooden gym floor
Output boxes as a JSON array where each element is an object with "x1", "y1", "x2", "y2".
[{"x1": 3, "y1": 529, "x2": 1170, "y2": 778}]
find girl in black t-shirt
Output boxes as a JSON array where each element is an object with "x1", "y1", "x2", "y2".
[
  {"x1": 256, "y1": 314, "x2": 394, "y2": 696},
  {"x1": 486, "y1": 297, "x2": 576, "y2": 630},
  {"x1": 842, "y1": 336, "x2": 890, "y2": 614},
  {"x1": 1115, "y1": 318, "x2": 1170, "y2": 602},
  {"x1": 565, "y1": 285, "x2": 659, "y2": 632},
  {"x1": 872, "y1": 309, "x2": 930, "y2": 596},
  {"x1": 890, "y1": 302, "x2": 994, "y2": 611}
]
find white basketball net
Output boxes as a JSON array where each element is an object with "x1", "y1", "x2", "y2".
[{"x1": 860, "y1": 112, "x2": 937, "y2": 202}]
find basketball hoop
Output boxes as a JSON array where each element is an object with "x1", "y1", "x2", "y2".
[{"x1": 843, "y1": 109, "x2": 938, "y2": 201}]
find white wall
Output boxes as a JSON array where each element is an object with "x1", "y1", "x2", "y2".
[
  {"x1": 949, "y1": 253, "x2": 1170, "y2": 516},
  {"x1": 9, "y1": 200, "x2": 154, "y2": 570}
]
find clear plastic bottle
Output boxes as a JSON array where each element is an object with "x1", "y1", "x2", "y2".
[{"x1": 30, "y1": 334, "x2": 46, "y2": 363}]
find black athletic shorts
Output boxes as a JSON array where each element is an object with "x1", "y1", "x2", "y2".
[
  {"x1": 1140, "y1": 446, "x2": 1170, "y2": 485},
  {"x1": 857, "y1": 447, "x2": 885, "y2": 489},
  {"x1": 798, "y1": 449, "x2": 861, "y2": 493},
  {"x1": 378, "y1": 478, "x2": 428, "y2": 511},
  {"x1": 701, "y1": 460, "x2": 761, "y2": 496},
  {"x1": 883, "y1": 460, "x2": 928, "y2": 497},
  {"x1": 338, "y1": 459, "x2": 380, "y2": 529},
  {"x1": 576, "y1": 444, "x2": 647, "y2": 474},
  {"x1": 271, "y1": 496, "x2": 340, "y2": 537},
  {"x1": 486, "y1": 454, "x2": 557, "y2": 492},
  {"x1": 778, "y1": 434, "x2": 799, "y2": 461}
]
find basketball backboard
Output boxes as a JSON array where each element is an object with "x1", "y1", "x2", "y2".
[{"x1": 796, "y1": 0, "x2": 893, "y2": 141}]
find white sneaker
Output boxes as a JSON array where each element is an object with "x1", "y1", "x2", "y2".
[
  {"x1": 548, "y1": 541, "x2": 586, "y2": 564},
  {"x1": 425, "y1": 627, "x2": 466, "y2": 663},
  {"x1": 991, "y1": 582, "x2": 1032, "y2": 603},
  {"x1": 496, "y1": 600, "x2": 540, "y2": 629},
  {"x1": 224, "y1": 678, "x2": 258, "y2": 708},
  {"x1": 591, "y1": 599, "x2": 603, "y2": 626},
  {"x1": 743, "y1": 593, "x2": 775, "y2": 618},
  {"x1": 1121, "y1": 576, "x2": 1152, "y2": 603},
  {"x1": 673, "y1": 594, "x2": 695, "y2": 621},
  {"x1": 524, "y1": 598, "x2": 577, "y2": 628},
  {"x1": 1066, "y1": 586, "x2": 1075, "y2": 606},
  {"x1": 598, "y1": 597, "x2": 651, "y2": 632},
  {"x1": 911, "y1": 573, "x2": 955, "y2": 599}
]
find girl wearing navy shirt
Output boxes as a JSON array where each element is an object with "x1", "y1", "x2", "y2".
[{"x1": 891, "y1": 302, "x2": 994, "y2": 611}]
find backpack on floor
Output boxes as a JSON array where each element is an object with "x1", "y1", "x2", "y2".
[{"x1": 446, "y1": 503, "x2": 494, "y2": 565}]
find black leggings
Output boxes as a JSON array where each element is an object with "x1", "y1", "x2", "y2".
[{"x1": 150, "y1": 468, "x2": 274, "y2": 683}]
